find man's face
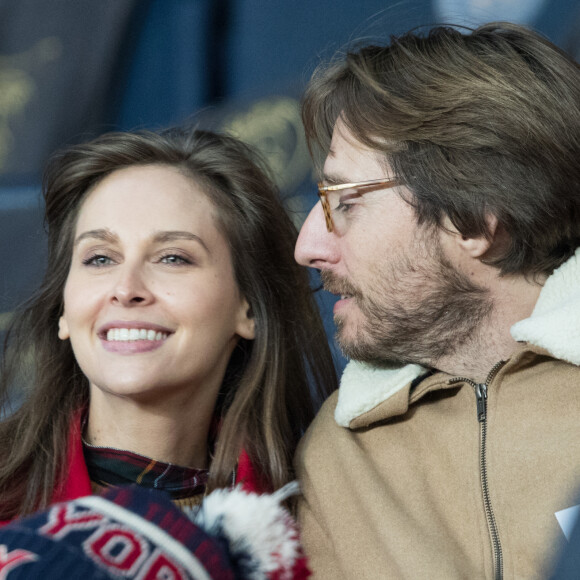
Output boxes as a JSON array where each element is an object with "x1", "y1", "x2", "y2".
[{"x1": 295, "y1": 118, "x2": 491, "y2": 367}]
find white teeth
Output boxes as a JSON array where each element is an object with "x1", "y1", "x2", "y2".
[{"x1": 105, "y1": 328, "x2": 168, "y2": 342}]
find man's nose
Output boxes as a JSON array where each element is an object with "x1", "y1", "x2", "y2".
[{"x1": 295, "y1": 200, "x2": 339, "y2": 269}]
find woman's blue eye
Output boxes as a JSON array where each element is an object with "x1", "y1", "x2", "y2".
[
  {"x1": 160, "y1": 254, "x2": 190, "y2": 265},
  {"x1": 83, "y1": 255, "x2": 112, "y2": 267}
]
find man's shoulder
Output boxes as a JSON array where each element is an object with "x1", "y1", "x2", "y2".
[
  {"x1": 296, "y1": 391, "x2": 341, "y2": 466},
  {"x1": 298, "y1": 360, "x2": 436, "y2": 452},
  {"x1": 306, "y1": 390, "x2": 341, "y2": 438}
]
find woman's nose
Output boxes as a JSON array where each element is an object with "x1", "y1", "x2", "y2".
[{"x1": 109, "y1": 265, "x2": 154, "y2": 307}]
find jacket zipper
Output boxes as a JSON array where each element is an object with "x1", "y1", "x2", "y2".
[{"x1": 449, "y1": 361, "x2": 505, "y2": 580}]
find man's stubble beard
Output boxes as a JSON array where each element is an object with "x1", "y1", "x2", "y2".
[{"x1": 322, "y1": 234, "x2": 493, "y2": 368}]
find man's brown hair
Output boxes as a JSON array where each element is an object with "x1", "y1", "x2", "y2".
[{"x1": 303, "y1": 22, "x2": 580, "y2": 276}]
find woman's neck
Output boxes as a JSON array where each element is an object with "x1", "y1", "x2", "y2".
[{"x1": 86, "y1": 388, "x2": 217, "y2": 469}]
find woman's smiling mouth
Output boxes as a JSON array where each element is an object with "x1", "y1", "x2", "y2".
[
  {"x1": 106, "y1": 328, "x2": 169, "y2": 342},
  {"x1": 98, "y1": 322, "x2": 172, "y2": 353}
]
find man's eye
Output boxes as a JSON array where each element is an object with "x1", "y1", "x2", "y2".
[
  {"x1": 331, "y1": 190, "x2": 359, "y2": 212},
  {"x1": 336, "y1": 200, "x2": 354, "y2": 213}
]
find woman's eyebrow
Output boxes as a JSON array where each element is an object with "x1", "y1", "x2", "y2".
[
  {"x1": 73, "y1": 229, "x2": 117, "y2": 247},
  {"x1": 73, "y1": 229, "x2": 210, "y2": 254},
  {"x1": 152, "y1": 231, "x2": 209, "y2": 252}
]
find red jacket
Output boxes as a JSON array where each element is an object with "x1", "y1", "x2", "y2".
[
  {"x1": 5, "y1": 415, "x2": 310, "y2": 578},
  {"x1": 52, "y1": 413, "x2": 266, "y2": 503}
]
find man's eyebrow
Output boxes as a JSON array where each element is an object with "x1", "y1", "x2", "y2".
[
  {"x1": 74, "y1": 229, "x2": 117, "y2": 247},
  {"x1": 322, "y1": 172, "x2": 349, "y2": 185},
  {"x1": 152, "y1": 231, "x2": 209, "y2": 252}
]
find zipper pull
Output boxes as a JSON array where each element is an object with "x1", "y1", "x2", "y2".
[{"x1": 475, "y1": 383, "x2": 487, "y2": 423}]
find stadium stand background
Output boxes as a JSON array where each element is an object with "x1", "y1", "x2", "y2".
[{"x1": 1, "y1": 0, "x2": 578, "y2": 376}]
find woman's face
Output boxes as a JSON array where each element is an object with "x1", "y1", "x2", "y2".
[{"x1": 58, "y1": 164, "x2": 254, "y2": 404}]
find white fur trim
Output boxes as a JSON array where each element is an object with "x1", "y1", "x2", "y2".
[
  {"x1": 334, "y1": 360, "x2": 426, "y2": 427},
  {"x1": 191, "y1": 483, "x2": 301, "y2": 580},
  {"x1": 511, "y1": 248, "x2": 580, "y2": 365}
]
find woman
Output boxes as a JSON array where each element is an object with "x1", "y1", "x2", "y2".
[{"x1": 0, "y1": 127, "x2": 337, "y2": 520}]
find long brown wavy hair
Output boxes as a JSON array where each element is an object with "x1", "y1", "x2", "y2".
[{"x1": 0, "y1": 127, "x2": 337, "y2": 519}]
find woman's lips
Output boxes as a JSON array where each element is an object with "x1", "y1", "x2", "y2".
[
  {"x1": 105, "y1": 328, "x2": 168, "y2": 342},
  {"x1": 98, "y1": 321, "x2": 172, "y2": 354},
  {"x1": 101, "y1": 338, "x2": 168, "y2": 354}
]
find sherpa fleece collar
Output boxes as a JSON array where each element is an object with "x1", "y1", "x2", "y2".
[
  {"x1": 335, "y1": 248, "x2": 580, "y2": 428},
  {"x1": 510, "y1": 248, "x2": 580, "y2": 365}
]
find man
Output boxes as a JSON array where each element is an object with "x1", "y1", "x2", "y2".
[{"x1": 294, "y1": 22, "x2": 580, "y2": 579}]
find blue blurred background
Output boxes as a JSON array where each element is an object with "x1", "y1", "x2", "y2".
[{"x1": 0, "y1": 0, "x2": 578, "y2": 375}]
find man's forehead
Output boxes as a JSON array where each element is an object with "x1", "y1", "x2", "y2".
[
  {"x1": 324, "y1": 121, "x2": 391, "y2": 181},
  {"x1": 329, "y1": 117, "x2": 361, "y2": 150}
]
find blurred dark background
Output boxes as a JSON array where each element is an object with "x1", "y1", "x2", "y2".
[{"x1": 1, "y1": 0, "x2": 578, "y2": 375}]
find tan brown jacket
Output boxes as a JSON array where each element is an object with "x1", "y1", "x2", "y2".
[{"x1": 296, "y1": 251, "x2": 580, "y2": 579}]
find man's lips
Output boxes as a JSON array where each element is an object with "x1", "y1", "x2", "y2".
[
  {"x1": 333, "y1": 294, "x2": 355, "y2": 314},
  {"x1": 320, "y1": 270, "x2": 359, "y2": 300}
]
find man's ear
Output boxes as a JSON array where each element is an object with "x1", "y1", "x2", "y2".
[
  {"x1": 455, "y1": 214, "x2": 500, "y2": 259},
  {"x1": 58, "y1": 315, "x2": 70, "y2": 340}
]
